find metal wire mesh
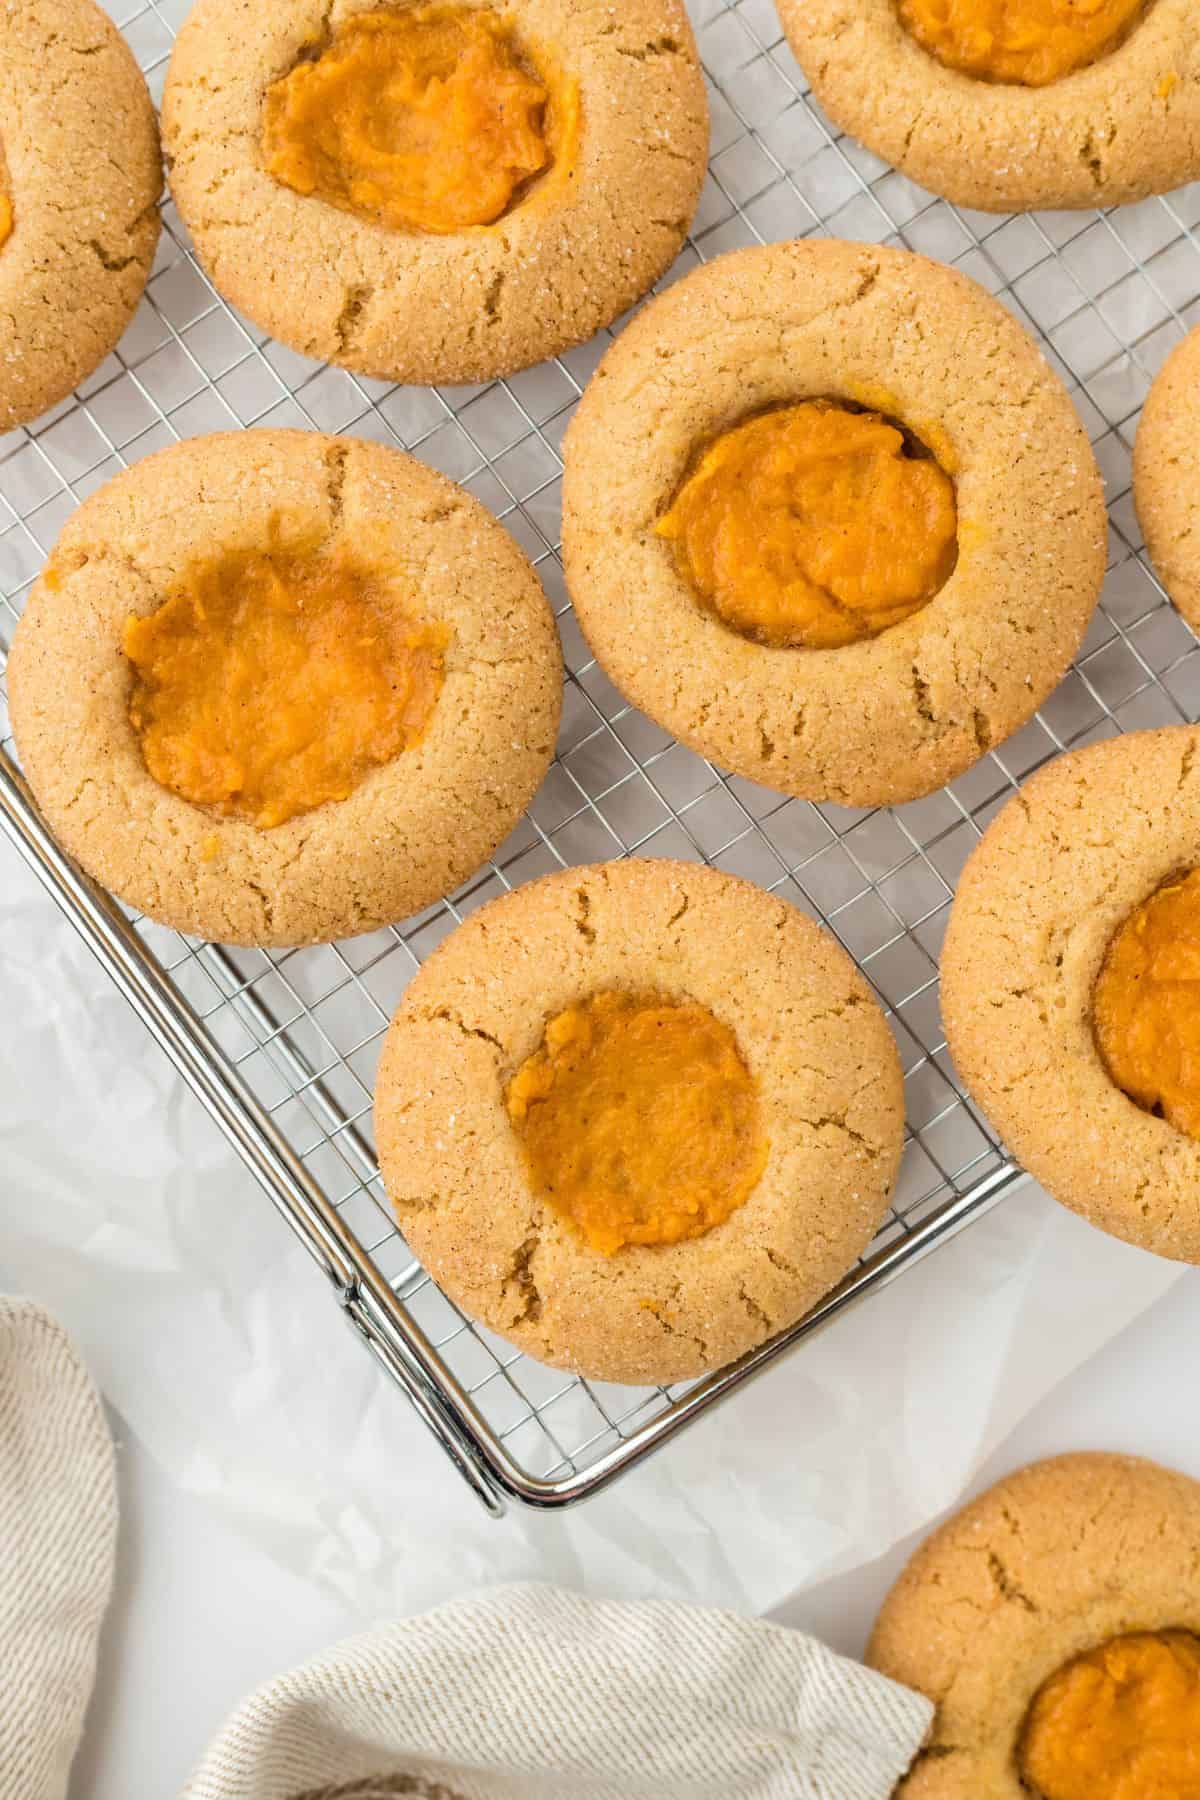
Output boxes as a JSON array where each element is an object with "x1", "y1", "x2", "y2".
[{"x1": 1, "y1": 0, "x2": 1197, "y2": 1509}]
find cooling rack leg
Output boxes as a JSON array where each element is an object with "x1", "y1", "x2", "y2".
[{"x1": 343, "y1": 1285, "x2": 507, "y2": 1518}]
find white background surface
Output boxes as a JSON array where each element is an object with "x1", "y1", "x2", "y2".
[{"x1": 60, "y1": 1268, "x2": 1200, "y2": 1796}]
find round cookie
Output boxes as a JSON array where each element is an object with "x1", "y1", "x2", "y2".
[
  {"x1": 161, "y1": 0, "x2": 708, "y2": 387},
  {"x1": 0, "y1": 0, "x2": 161, "y2": 431},
  {"x1": 941, "y1": 725, "x2": 1200, "y2": 1262},
  {"x1": 561, "y1": 239, "x2": 1106, "y2": 810},
  {"x1": 868, "y1": 1452, "x2": 1200, "y2": 1797},
  {"x1": 375, "y1": 858, "x2": 905, "y2": 1386},
  {"x1": 8, "y1": 429, "x2": 561, "y2": 948},
  {"x1": 1135, "y1": 323, "x2": 1200, "y2": 635},
  {"x1": 780, "y1": 0, "x2": 1200, "y2": 213}
]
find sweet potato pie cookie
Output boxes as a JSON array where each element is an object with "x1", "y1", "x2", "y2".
[
  {"x1": 0, "y1": 0, "x2": 161, "y2": 430},
  {"x1": 779, "y1": 0, "x2": 1200, "y2": 213},
  {"x1": 562, "y1": 239, "x2": 1105, "y2": 810},
  {"x1": 374, "y1": 858, "x2": 906, "y2": 1386},
  {"x1": 1135, "y1": 322, "x2": 1200, "y2": 637},
  {"x1": 162, "y1": 0, "x2": 708, "y2": 385},
  {"x1": 869, "y1": 1452, "x2": 1200, "y2": 1797},
  {"x1": 942, "y1": 725, "x2": 1200, "y2": 1263},
  {"x1": 8, "y1": 429, "x2": 561, "y2": 948}
]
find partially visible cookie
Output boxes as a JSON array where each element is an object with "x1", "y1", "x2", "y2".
[
  {"x1": 779, "y1": 0, "x2": 1200, "y2": 213},
  {"x1": 562, "y1": 239, "x2": 1106, "y2": 809},
  {"x1": 1135, "y1": 323, "x2": 1200, "y2": 635},
  {"x1": 868, "y1": 1452, "x2": 1200, "y2": 1797},
  {"x1": 9, "y1": 429, "x2": 561, "y2": 948},
  {"x1": 0, "y1": 0, "x2": 161, "y2": 430},
  {"x1": 162, "y1": 0, "x2": 708, "y2": 385},
  {"x1": 942, "y1": 725, "x2": 1200, "y2": 1262},
  {"x1": 375, "y1": 859, "x2": 905, "y2": 1386}
]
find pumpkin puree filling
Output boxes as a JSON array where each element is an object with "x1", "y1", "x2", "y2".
[
  {"x1": 262, "y1": 3, "x2": 576, "y2": 234},
  {"x1": 123, "y1": 544, "x2": 445, "y2": 829},
  {"x1": 656, "y1": 400, "x2": 958, "y2": 650},
  {"x1": 896, "y1": 0, "x2": 1147, "y2": 87},
  {"x1": 505, "y1": 989, "x2": 768, "y2": 1255},
  {"x1": 1094, "y1": 868, "x2": 1200, "y2": 1142},
  {"x1": 1019, "y1": 1630, "x2": 1200, "y2": 1799}
]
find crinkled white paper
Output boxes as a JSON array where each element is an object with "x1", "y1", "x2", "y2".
[{"x1": 0, "y1": 832, "x2": 1183, "y2": 1617}]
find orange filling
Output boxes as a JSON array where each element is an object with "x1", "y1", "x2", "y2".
[
  {"x1": 0, "y1": 193, "x2": 12, "y2": 249},
  {"x1": 897, "y1": 0, "x2": 1146, "y2": 86},
  {"x1": 123, "y1": 544, "x2": 445, "y2": 829},
  {"x1": 1094, "y1": 869, "x2": 1200, "y2": 1142},
  {"x1": 1020, "y1": 1631, "x2": 1200, "y2": 1800},
  {"x1": 505, "y1": 989, "x2": 768, "y2": 1255},
  {"x1": 656, "y1": 401, "x2": 958, "y2": 651},
  {"x1": 262, "y1": 4, "x2": 575, "y2": 234}
]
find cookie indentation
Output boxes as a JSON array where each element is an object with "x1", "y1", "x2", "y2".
[
  {"x1": 1019, "y1": 1629, "x2": 1200, "y2": 1799},
  {"x1": 656, "y1": 399, "x2": 958, "y2": 650},
  {"x1": 505, "y1": 988, "x2": 768, "y2": 1255},
  {"x1": 123, "y1": 543, "x2": 446, "y2": 829},
  {"x1": 1094, "y1": 867, "x2": 1200, "y2": 1143},
  {"x1": 896, "y1": 0, "x2": 1148, "y2": 87},
  {"x1": 262, "y1": 3, "x2": 577, "y2": 234}
]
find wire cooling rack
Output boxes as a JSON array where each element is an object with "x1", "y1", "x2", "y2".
[{"x1": 2, "y1": 0, "x2": 1198, "y2": 1514}]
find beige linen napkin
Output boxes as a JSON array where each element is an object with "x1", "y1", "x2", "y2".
[
  {"x1": 0, "y1": 1298, "x2": 117, "y2": 1800},
  {"x1": 183, "y1": 1584, "x2": 932, "y2": 1800}
]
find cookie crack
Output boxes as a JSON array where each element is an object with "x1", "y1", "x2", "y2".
[
  {"x1": 802, "y1": 1111, "x2": 874, "y2": 1154},
  {"x1": 426, "y1": 1006, "x2": 504, "y2": 1055},
  {"x1": 324, "y1": 439, "x2": 349, "y2": 531},
  {"x1": 769, "y1": 263, "x2": 882, "y2": 354},
  {"x1": 420, "y1": 499, "x2": 465, "y2": 527},
  {"x1": 573, "y1": 886, "x2": 596, "y2": 944},
  {"x1": 737, "y1": 1284, "x2": 775, "y2": 1334},
  {"x1": 482, "y1": 268, "x2": 505, "y2": 323},
  {"x1": 333, "y1": 282, "x2": 373, "y2": 357},
  {"x1": 665, "y1": 893, "x2": 689, "y2": 930},
  {"x1": 245, "y1": 876, "x2": 275, "y2": 933},
  {"x1": 1078, "y1": 129, "x2": 1104, "y2": 186},
  {"x1": 614, "y1": 35, "x2": 683, "y2": 60},
  {"x1": 986, "y1": 1549, "x2": 1039, "y2": 1614},
  {"x1": 46, "y1": 544, "x2": 155, "y2": 592},
  {"x1": 85, "y1": 238, "x2": 139, "y2": 273},
  {"x1": 910, "y1": 664, "x2": 935, "y2": 725},
  {"x1": 388, "y1": 1186, "x2": 440, "y2": 1218},
  {"x1": 642, "y1": 1296, "x2": 707, "y2": 1361},
  {"x1": 808, "y1": 993, "x2": 867, "y2": 1025},
  {"x1": 504, "y1": 1233, "x2": 543, "y2": 1326}
]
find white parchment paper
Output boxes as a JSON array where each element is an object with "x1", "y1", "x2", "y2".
[{"x1": 0, "y1": 832, "x2": 1184, "y2": 1618}]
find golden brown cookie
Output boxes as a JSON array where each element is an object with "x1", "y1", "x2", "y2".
[
  {"x1": 868, "y1": 1452, "x2": 1200, "y2": 1797},
  {"x1": 1135, "y1": 323, "x2": 1200, "y2": 636},
  {"x1": 780, "y1": 0, "x2": 1200, "y2": 213},
  {"x1": 162, "y1": 0, "x2": 708, "y2": 386},
  {"x1": 941, "y1": 725, "x2": 1200, "y2": 1262},
  {"x1": 375, "y1": 858, "x2": 905, "y2": 1385},
  {"x1": 561, "y1": 239, "x2": 1106, "y2": 810},
  {"x1": 0, "y1": 0, "x2": 161, "y2": 431},
  {"x1": 8, "y1": 429, "x2": 561, "y2": 948}
]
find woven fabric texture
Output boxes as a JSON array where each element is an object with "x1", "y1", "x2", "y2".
[
  {"x1": 182, "y1": 1583, "x2": 931, "y2": 1800},
  {"x1": 0, "y1": 1298, "x2": 117, "y2": 1800}
]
